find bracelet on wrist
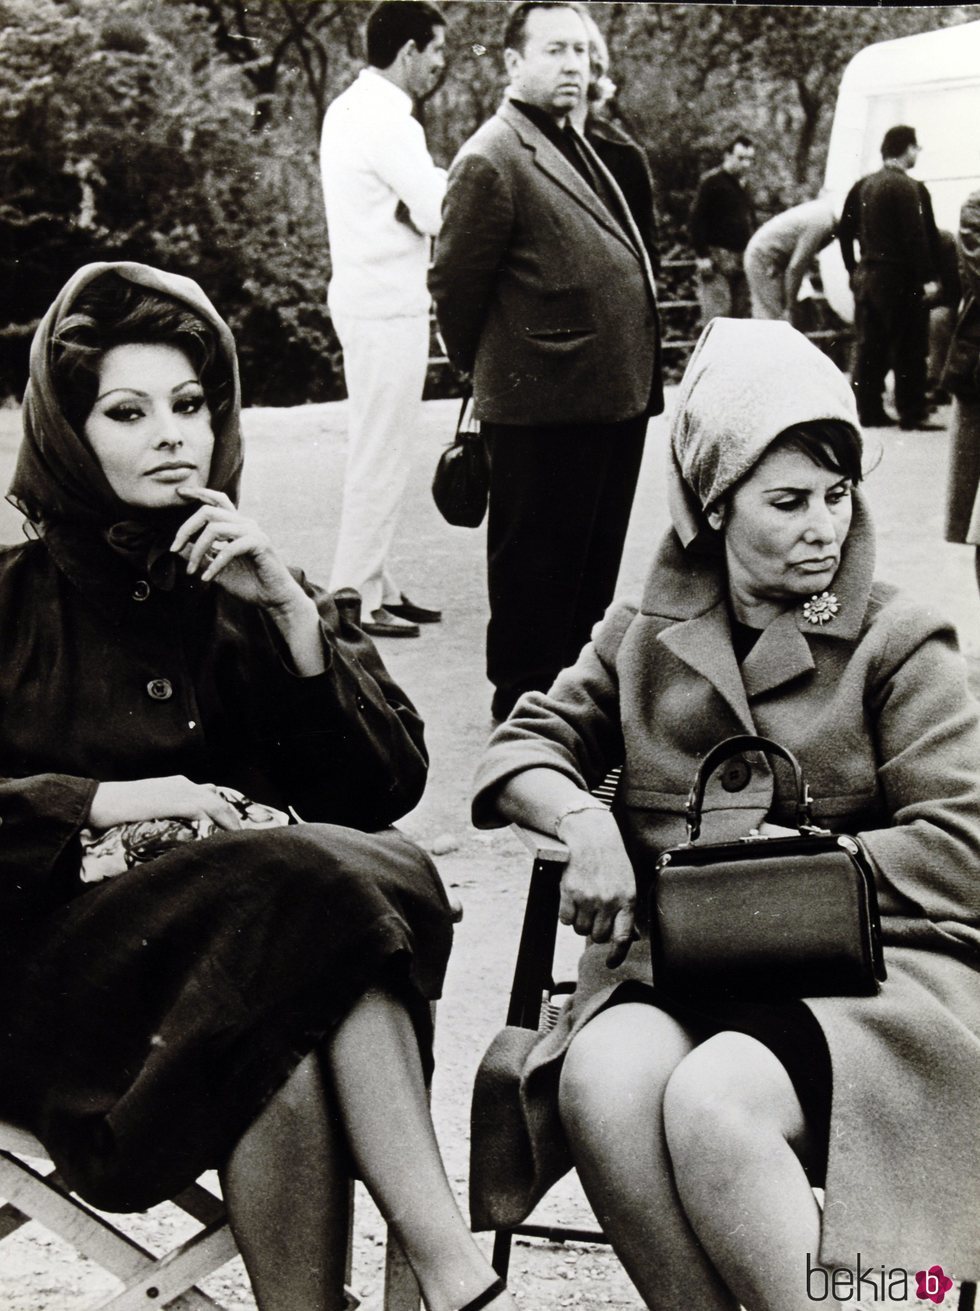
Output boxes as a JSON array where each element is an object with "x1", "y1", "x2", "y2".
[{"x1": 553, "y1": 798, "x2": 608, "y2": 838}]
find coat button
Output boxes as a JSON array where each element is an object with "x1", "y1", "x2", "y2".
[
  {"x1": 132, "y1": 580, "x2": 151, "y2": 601},
  {"x1": 720, "y1": 756, "x2": 751, "y2": 792},
  {"x1": 146, "y1": 678, "x2": 173, "y2": 701}
]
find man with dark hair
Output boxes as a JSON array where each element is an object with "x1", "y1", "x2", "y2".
[
  {"x1": 320, "y1": 0, "x2": 447, "y2": 637},
  {"x1": 366, "y1": 0, "x2": 444, "y2": 67},
  {"x1": 430, "y1": 0, "x2": 662, "y2": 722},
  {"x1": 838, "y1": 123, "x2": 942, "y2": 430},
  {"x1": 688, "y1": 133, "x2": 757, "y2": 323}
]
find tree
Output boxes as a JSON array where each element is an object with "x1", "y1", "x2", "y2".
[
  {"x1": 192, "y1": 0, "x2": 363, "y2": 132},
  {"x1": 0, "y1": 0, "x2": 340, "y2": 404}
]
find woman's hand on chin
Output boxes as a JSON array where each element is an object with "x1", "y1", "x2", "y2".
[
  {"x1": 89, "y1": 777, "x2": 243, "y2": 831},
  {"x1": 557, "y1": 808, "x2": 638, "y2": 967},
  {"x1": 171, "y1": 487, "x2": 307, "y2": 614},
  {"x1": 172, "y1": 487, "x2": 325, "y2": 675}
]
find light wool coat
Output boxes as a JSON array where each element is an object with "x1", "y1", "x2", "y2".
[{"x1": 473, "y1": 497, "x2": 980, "y2": 1275}]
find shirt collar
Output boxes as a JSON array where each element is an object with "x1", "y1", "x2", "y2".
[{"x1": 358, "y1": 66, "x2": 413, "y2": 114}]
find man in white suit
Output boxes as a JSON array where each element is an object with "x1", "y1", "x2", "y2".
[{"x1": 321, "y1": 0, "x2": 446, "y2": 637}]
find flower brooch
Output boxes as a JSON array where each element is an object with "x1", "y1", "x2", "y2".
[{"x1": 802, "y1": 591, "x2": 840, "y2": 625}]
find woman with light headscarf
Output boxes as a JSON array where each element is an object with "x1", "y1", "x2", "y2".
[
  {"x1": 0, "y1": 262, "x2": 514, "y2": 1311},
  {"x1": 471, "y1": 319, "x2": 980, "y2": 1309}
]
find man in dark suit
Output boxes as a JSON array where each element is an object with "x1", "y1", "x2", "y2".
[
  {"x1": 838, "y1": 124, "x2": 941, "y2": 430},
  {"x1": 430, "y1": 0, "x2": 662, "y2": 722}
]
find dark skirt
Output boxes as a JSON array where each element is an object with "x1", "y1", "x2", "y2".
[{"x1": 0, "y1": 823, "x2": 454, "y2": 1212}]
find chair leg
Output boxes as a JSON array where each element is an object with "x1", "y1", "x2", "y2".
[
  {"x1": 491, "y1": 1229, "x2": 512, "y2": 1280},
  {"x1": 505, "y1": 857, "x2": 563, "y2": 1029},
  {"x1": 383, "y1": 1231, "x2": 421, "y2": 1311}
]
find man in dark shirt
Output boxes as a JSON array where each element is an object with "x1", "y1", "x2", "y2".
[
  {"x1": 689, "y1": 134, "x2": 757, "y2": 324},
  {"x1": 838, "y1": 124, "x2": 941, "y2": 430},
  {"x1": 430, "y1": 0, "x2": 661, "y2": 721}
]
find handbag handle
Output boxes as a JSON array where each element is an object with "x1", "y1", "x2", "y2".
[
  {"x1": 685, "y1": 734, "x2": 813, "y2": 842},
  {"x1": 453, "y1": 387, "x2": 474, "y2": 444}
]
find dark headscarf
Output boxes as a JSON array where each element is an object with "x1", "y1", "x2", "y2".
[{"x1": 8, "y1": 262, "x2": 243, "y2": 588}]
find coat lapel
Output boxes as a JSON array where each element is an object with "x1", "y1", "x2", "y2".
[
  {"x1": 656, "y1": 603, "x2": 757, "y2": 733},
  {"x1": 498, "y1": 102, "x2": 651, "y2": 283},
  {"x1": 740, "y1": 613, "x2": 815, "y2": 698},
  {"x1": 641, "y1": 491, "x2": 878, "y2": 715}
]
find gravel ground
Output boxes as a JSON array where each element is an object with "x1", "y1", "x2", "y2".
[{"x1": 0, "y1": 392, "x2": 975, "y2": 1309}]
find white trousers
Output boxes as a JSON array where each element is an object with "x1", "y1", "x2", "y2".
[{"x1": 328, "y1": 312, "x2": 429, "y2": 615}]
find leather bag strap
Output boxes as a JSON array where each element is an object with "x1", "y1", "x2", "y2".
[
  {"x1": 454, "y1": 387, "x2": 474, "y2": 444},
  {"x1": 686, "y1": 734, "x2": 813, "y2": 841}
]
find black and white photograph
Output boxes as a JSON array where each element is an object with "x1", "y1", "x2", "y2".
[{"x1": 0, "y1": 3, "x2": 978, "y2": 1308}]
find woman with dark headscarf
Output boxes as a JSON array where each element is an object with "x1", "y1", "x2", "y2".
[
  {"x1": 471, "y1": 320, "x2": 980, "y2": 1310},
  {"x1": 0, "y1": 263, "x2": 512, "y2": 1311}
]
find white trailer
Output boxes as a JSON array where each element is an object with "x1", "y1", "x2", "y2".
[{"x1": 818, "y1": 19, "x2": 980, "y2": 323}]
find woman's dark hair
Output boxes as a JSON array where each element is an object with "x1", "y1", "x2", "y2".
[
  {"x1": 768, "y1": 419, "x2": 863, "y2": 486},
  {"x1": 705, "y1": 419, "x2": 862, "y2": 535},
  {"x1": 51, "y1": 273, "x2": 228, "y2": 436}
]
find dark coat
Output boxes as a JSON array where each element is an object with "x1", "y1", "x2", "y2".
[
  {"x1": 838, "y1": 167, "x2": 936, "y2": 284},
  {"x1": 0, "y1": 538, "x2": 453, "y2": 1209},
  {"x1": 0, "y1": 539, "x2": 428, "y2": 921},
  {"x1": 945, "y1": 188, "x2": 980, "y2": 545},
  {"x1": 473, "y1": 498, "x2": 980, "y2": 1273},
  {"x1": 429, "y1": 100, "x2": 662, "y2": 426},
  {"x1": 583, "y1": 115, "x2": 660, "y2": 273}
]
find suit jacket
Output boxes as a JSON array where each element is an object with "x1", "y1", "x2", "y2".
[{"x1": 429, "y1": 101, "x2": 662, "y2": 426}]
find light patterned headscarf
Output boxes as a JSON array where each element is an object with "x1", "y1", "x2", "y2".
[{"x1": 668, "y1": 318, "x2": 861, "y2": 548}]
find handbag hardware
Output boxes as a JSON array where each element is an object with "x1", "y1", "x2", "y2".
[{"x1": 651, "y1": 734, "x2": 886, "y2": 1003}]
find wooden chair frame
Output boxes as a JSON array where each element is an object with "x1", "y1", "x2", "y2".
[
  {"x1": 487, "y1": 798, "x2": 978, "y2": 1311},
  {"x1": 0, "y1": 1118, "x2": 419, "y2": 1310}
]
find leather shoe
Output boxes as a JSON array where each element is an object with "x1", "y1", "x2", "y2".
[
  {"x1": 858, "y1": 412, "x2": 896, "y2": 428},
  {"x1": 898, "y1": 416, "x2": 945, "y2": 431},
  {"x1": 385, "y1": 594, "x2": 442, "y2": 624},
  {"x1": 361, "y1": 607, "x2": 420, "y2": 638}
]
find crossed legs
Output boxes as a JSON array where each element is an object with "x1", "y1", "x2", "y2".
[
  {"x1": 558, "y1": 1002, "x2": 834, "y2": 1311},
  {"x1": 222, "y1": 987, "x2": 513, "y2": 1311}
]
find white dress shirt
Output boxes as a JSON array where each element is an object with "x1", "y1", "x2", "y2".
[{"x1": 321, "y1": 68, "x2": 447, "y2": 320}]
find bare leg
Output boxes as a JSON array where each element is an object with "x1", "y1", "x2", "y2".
[
  {"x1": 325, "y1": 987, "x2": 514, "y2": 1311},
  {"x1": 664, "y1": 1031, "x2": 841, "y2": 1311},
  {"x1": 221, "y1": 1051, "x2": 352, "y2": 1311},
  {"x1": 558, "y1": 1003, "x2": 738, "y2": 1310}
]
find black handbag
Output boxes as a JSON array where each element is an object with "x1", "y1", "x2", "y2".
[
  {"x1": 431, "y1": 393, "x2": 490, "y2": 528},
  {"x1": 650, "y1": 735, "x2": 886, "y2": 1003}
]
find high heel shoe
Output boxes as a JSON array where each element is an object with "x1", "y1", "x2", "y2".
[{"x1": 458, "y1": 1274, "x2": 507, "y2": 1311}]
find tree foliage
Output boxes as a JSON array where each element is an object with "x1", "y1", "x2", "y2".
[{"x1": 0, "y1": 0, "x2": 339, "y2": 404}]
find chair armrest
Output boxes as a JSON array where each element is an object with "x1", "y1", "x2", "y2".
[{"x1": 508, "y1": 823, "x2": 570, "y2": 866}]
